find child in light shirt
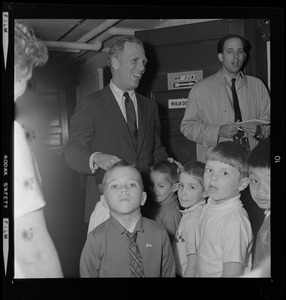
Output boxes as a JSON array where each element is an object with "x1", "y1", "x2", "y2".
[
  {"x1": 172, "y1": 161, "x2": 206, "y2": 277},
  {"x1": 87, "y1": 168, "x2": 110, "y2": 235},
  {"x1": 196, "y1": 141, "x2": 253, "y2": 277}
]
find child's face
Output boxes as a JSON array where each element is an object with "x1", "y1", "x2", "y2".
[
  {"x1": 150, "y1": 171, "x2": 175, "y2": 203},
  {"x1": 103, "y1": 166, "x2": 146, "y2": 215},
  {"x1": 177, "y1": 173, "x2": 204, "y2": 209},
  {"x1": 248, "y1": 167, "x2": 270, "y2": 210},
  {"x1": 204, "y1": 160, "x2": 249, "y2": 205}
]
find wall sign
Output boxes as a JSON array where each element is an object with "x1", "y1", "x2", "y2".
[
  {"x1": 168, "y1": 98, "x2": 188, "y2": 109},
  {"x1": 167, "y1": 70, "x2": 203, "y2": 90}
]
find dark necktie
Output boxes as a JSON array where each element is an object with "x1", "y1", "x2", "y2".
[
  {"x1": 126, "y1": 231, "x2": 144, "y2": 277},
  {"x1": 124, "y1": 92, "x2": 137, "y2": 149},
  {"x1": 231, "y1": 78, "x2": 249, "y2": 147}
]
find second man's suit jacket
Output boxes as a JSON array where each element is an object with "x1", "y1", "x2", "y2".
[{"x1": 64, "y1": 85, "x2": 168, "y2": 221}]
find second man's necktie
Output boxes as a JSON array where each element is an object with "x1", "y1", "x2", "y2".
[
  {"x1": 126, "y1": 231, "x2": 144, "y2": 277},
  {"x1": 124, "y1": 92, "x2": 137, "y2": 149},
  {"x1": 231, "y1": 78, "x2": 249, "y2": 148}
]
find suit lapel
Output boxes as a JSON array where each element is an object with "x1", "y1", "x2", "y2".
[{"x1": 136, "y1": 92, "x2": 147, "y2": 154}]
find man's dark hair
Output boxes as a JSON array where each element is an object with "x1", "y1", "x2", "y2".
[
  {"x1": 217, "y1": 34, "x2": 251, "y2": 55},
  {"x1": 247, "y1": 138, "x2": 270, "y2": 169}
]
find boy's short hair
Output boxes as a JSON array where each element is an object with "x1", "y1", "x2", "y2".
[
  {"x1": 180, "y1": 160, "x2": 206, "y2": 187},
  {"x1": 151, "y1": 159, "x2": 179, "y2": 184},
  {"x1": 247, "y1": 138, "x2": 270, "y2": 169},
  {"x1": 102, "y1": 160, "x2": 144, "y2": 192},
  {"x1": 206, "y1": 141, "x2": 249, "y2": 178}
]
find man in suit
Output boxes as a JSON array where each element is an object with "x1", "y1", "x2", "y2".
[{"x1": 64, "y1": 37, "x2": 169, "y2": 222}]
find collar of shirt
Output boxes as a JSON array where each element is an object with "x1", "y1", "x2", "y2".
[
  {"x1": 158, "y1": 192, "x2": 178, "y2": 206},
  {"x1": 109, "y1": 213, "x2": 143, "y2": 235},
  {"x1": 127, "y1": 213, "x2": 141, "y2": 233},
  {"x1": 207, "y1": 194, "x2": 243, "y2": 210},
  {"x1": 109, "y1": 80, "x2": 138, "y2": 122},
  {"x1": 218, "y1": 69, "x2": 248, "y2": 108},
  {"x1": 219, "y1": 69, "x2": 248, "y2": 89},
  {"x1": 264, "y1": 210, "x2": 271, "y2": 219},
  {"x1": 222, "y1": 69, "x2": 241, "y2": 87},
  {"x1": 180, "y1": 198, "x2": 206, "y2": 214}
]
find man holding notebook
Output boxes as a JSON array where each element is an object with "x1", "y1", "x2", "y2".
[{"x1": 181, "y1": 33, "x2": 270, "y2": 162}]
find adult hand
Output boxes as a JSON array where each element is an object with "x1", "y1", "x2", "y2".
[
  {"x1": 218, "y1": 122, "x2": 240, "y2": 138},
  {"x1": 93, "y1": 153, "x2": 121, "y2": 170},
  {"x1": 240, "y1": 124, "x2": 258, "y2": 138},
  {"x1": 167, "y1": 157, "x2": 183, "y2": 171}
]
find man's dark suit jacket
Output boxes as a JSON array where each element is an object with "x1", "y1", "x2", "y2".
[{"x1": 64, "y1": 85, "x2": 168, "y2": 221}]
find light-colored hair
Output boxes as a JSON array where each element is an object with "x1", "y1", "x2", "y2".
[
  {"x1": 107, "y1": 36, "x2": 144, "y2": 67},
  {"x1": 206, "y1": 141, "x2": 249, "y2": 178},
  {"x1": 180, "y1": 160, "x2": 206, "y2": 187},
  {"x1": 14, "y1": 21, "x2": 48, "y2": 82},
  {"x1": 102, "y1": 160, "x2": 144, "y2": 192}
]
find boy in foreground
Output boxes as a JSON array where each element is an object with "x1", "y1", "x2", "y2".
[{"x1": 80, "y1": 160, "x2": 175, "y2": 277}]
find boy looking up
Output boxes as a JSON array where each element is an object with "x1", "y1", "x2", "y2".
[{"x1": 80, "y1": 160, "x2": 175, "y2": 277}]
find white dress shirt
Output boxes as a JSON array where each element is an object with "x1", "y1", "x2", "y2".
[{"x1": 109, "y1": 80, "x2": 138, "y2": 127}]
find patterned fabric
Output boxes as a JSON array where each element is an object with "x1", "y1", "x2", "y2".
[
  {"x1": 126, "y1": 231, "x2": 144, "y2": 277},
  {"x1": 14, "y1": 121, "x2": 46, "y2": 277},
  {"x1": 172, "y1": 200, "x2": 206, "y2": 276},
  {"x1": 14, "y1": 121, "x2": 46, "y2": 219},
  {"x1": 124, "y1": 92, "x2": 138, "y2": 149}
]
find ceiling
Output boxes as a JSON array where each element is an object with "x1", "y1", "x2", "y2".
[
  {"x1": 16, "y1": 19, "x2": 171, "y2": 66},
  {"x1": 16, "y1": 19, "x2": 216, "y2": 68}
]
